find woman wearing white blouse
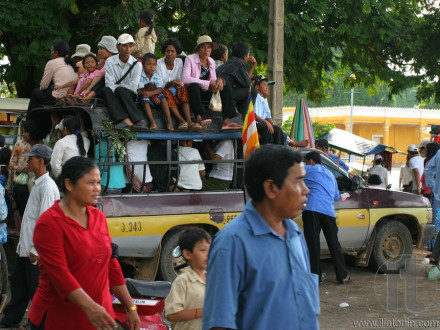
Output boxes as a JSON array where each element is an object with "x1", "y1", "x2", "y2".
[
  {"x1": 156, "y1": 38, "x2": 202, "y2": 131},
  {"x1": 50, "y1": 115, "x2": 90, "y2": 179}
]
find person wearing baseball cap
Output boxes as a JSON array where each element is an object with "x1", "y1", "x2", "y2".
[
  {"x1": 100, "y1": 33, "x2": 144, "y2": 129},
  {"x1": 408, "y1": 144, "x2": 424, "y2": 194},
  {"x1": 417, "y1": 139, "x2": 430, "y2": 158},
  {"x1": 82, "y1": 36, "x2": 119, "y2": 100},
  {"x1": 0, "y1": 144, "x2": 59, "y2": 328},
  {"x1": 368, "y1": 154, "x2": 388, "y2": 188}
]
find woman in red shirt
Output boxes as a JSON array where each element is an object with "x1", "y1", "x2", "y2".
[{"x1": 28, "y1": 156, "x2": 140, "y2": 329}]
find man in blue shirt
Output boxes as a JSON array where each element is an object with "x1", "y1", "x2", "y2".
[
  {"x1": 315, "y1": 138, "x2": 349, "y2": 171},
  {"x1": 203, "y1": 144, "x2": 320, "y2": 330},
  {"x1": 302, "y1": 151, "x2": 351, "y2": 284}
]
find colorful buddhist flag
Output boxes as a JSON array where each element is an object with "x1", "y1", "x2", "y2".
[{"x1": 242, "y1": 94, "x2": 260, "y2": 160}]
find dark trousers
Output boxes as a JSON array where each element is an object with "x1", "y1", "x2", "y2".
[
  {"x1": 12, "y1": 183, "x2": 29, "y2": 217},
  {"x1": 27, "y1": 88, "x2": 56, "y2": 112},
  {"x1": 256, "y1": 123, "x2": 285, "y2": 145},
  {"x1": 101, "y1": 87, "x2": 143, "y2": 123},
  {"x1": 187, "y1": 83, "x2": 236, "y2": 120},
  {"x1": 302, "y1": 210, "x2": 348, "y2": 282},
  {"x1": 2, "y1": 256, "x2": 40, "y2": 325},
  {"x1": 233, "y1": 86, "x2": 258, "y2": 118}
]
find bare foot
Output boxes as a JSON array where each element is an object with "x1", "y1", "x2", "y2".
[
  {"x1": 166, "y1": 122, "x2": 174, "y2": 131},
  {"x1": 289, "y1": 139, "x2": 309, "y2": 148},
  {"x1": 149, "y1": 122, "x2": 157, "y2": 130}
]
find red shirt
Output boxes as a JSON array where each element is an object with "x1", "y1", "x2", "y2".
[{"x1": 28, "y1": 201, "x2": 125, "y2": 329}]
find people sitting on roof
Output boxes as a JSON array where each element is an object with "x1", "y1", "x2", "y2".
[
  {"x1": 176, "y1": 140, "x2": 205, "y2": 191},
  {"x1": 156, "y1": 38, "x2": 201, "y2": 131},
  {"x1": 71, "y1": 44, "x2": 93, "y2": 75},
  {"x1": 202, "y1": 139, "x2": 234, "y2": 190},
  {"x1": 211, "y1": 44, "x2": 228, "y2": 69},
  {"x1": 84, "y1": 36, "x2": 119, "y2": 100},
  {"x1": 253, "y1": 75, "x2": 308, "y2": 148},
  {"x1": 315, "y1": 139, "x2": 349, "y2": 171},
  {"x1": 216, "y1": 42, "x2": 257, "y2": 119},
  {"x1": 50, "y1": 115, "x2": 90, "y2": 179},
  {"x1": 100, "y1": 34, "x2": 143, "y2": 129},
  {"x1": 137, "y1": 53, "x2": 165, "y2": 129},
  {"x1": 182, "y1": 35, "x2": 241, "y2": 130},
  {"x1": 28, "y1": 40, "x2": 78, "y2": 112}
]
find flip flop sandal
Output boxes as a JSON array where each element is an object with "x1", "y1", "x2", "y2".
[
  {"x1": 178, "y1": 122, "x2": 189, "y2": 131},
  {"x1": 189, "y1": 123, "x2": 202, "y2": 131},
  {"x1": 199, "y1": 119, "x2": 212, "y2": 129}
]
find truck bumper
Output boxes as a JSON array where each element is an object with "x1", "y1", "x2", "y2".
[{"x1": 418, "y1": 223, "x2": 435, "y2": 247}]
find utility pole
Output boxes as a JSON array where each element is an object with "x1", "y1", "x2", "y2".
[{"x1": 268, "y1": 0, "x2": 284, "y2": 125}]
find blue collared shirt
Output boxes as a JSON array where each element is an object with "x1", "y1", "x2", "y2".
[
  {"x1": 138, "y1": 71, "x2": 164, "y2": 89},
  {"x1": 425, "y1": 149, "x2": 440, "y2": 201},
  {"x1": 329, "y1": 153, "x2": 349, "y2": 171},
  {"x1": 202, "y1": 201, "x2": 320, "y2": 330},
  {"x1": 304, "y1": 164, "x2": 340, "y2": 217}
]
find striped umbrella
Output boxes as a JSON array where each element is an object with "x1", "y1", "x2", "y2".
[{"x1": 291, "y1": 98, "x2": 315, "y2": 148}]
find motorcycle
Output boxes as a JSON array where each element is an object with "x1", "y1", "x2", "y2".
[{"x1": 113, "y1": 278, "x2": 172, "y2": 329}]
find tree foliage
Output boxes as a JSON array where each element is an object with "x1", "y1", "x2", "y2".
[{"x1": 1, "y1": 0, "x2": 440, "y2": 102}]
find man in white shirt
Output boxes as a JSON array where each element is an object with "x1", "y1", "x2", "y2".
[
  {"x1": 101, "y1": 33, "x2": 144, "y2": 129},
  {"x1": 203, "y1": 139, "x2": 234, "y2": 190},
  {"x1": 177, "y1": 140, "x2": 205, "y2": 190},
  {"x1": 368, "y1": 154, "x2": 388, "y2": 188},
  {"x1": 0, "y1": 144, "x2": 59, "y2": 328},
  {"x1": 408, "y1": 144, "x2": 424, "y2": 194}
]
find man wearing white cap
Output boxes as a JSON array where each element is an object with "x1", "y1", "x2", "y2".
[
  {"x1": 408, "y1": 144, "x2": 424, "y2": 194},
  {"x1": 101, "y1": 33, "x2": 144, "y2": 129},
  {"x1": 368, "y1": 154, "x2": 388, "y2": 188}
]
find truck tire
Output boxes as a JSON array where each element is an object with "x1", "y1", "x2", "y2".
[
  {"x1": 157, "y1": 230, "x2": 186, "y2": 282},
  {"x1": 370, "y1": 220, "x2": 413, "y2": 272}
]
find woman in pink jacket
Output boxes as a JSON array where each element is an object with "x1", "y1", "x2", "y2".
[{"x1": 182, "y1": 35, "x2": 242, "y2": 130}]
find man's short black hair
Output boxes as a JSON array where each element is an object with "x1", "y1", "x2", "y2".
[
  {"x1": 315, "y1": 139, "x2": 329, "y2": 150},
  {"x1": 368, "y1": 174, "x2": 382, "y2": 185},
  {"x1": 244, "y1": 144, "x2": 303, "y2": 203},
  {"x1": 0, "y1": 135, "x2": 5, "y2": 147},
  {"x1": 231, "y1": 42, "x2": 250, "y2": 59},
  {"x1": 304, "y1": 151, "x2": 322, "y2": 165},
  {"x1": 179, "y1": 228, "x2": 211, "y2": 261},
  {"x1": 374, "y1": 158, "x2": 382, "y2": 165}
]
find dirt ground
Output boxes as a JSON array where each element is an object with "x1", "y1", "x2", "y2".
[{"x1": 319, "y1": 248, "x2": 440, "y2": 329}]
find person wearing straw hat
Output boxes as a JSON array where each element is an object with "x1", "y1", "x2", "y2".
[
  {"x1": 72, "y1": 44, "x2": 95, "y2": 75},
  {"x1": 182, "y1": 35, "x2": 242, "y2": 130},
  {"x1": 100, "y1": 33, "x2": 144, "y2": 129}
]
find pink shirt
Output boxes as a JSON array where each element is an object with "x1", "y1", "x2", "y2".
[
  {"x1": 40, "y1": 57, "x2": 78, "y2": 99},
  {"x1": 182, "y1": 54, "x2": 217, "y2": 91}
]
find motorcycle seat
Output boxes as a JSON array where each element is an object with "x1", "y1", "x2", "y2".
[{"x1": 125, "y1": 278, "x2": 171, "y2": 299}]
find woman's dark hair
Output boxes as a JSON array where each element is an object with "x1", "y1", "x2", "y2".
[
  {"x1": 368, "y1": 174, "x2": 382, "y2": 185},
  {"x1": 23, "y1": 120, "x2": 45, "y2": 142},
  {"x1": 245, "y1": 144, "x2": 303, "y2": 203},
  {"x1": 426, "y1": 142, "x2": 440, "y2": 160},
  {"x1": 161, "y1": 38, "x2": 183, "y2": 55},
  {"x1": 141, "y1": 53, "x2": 157, "y2": 67},
  {"x1": 82, "y1": 53, "x2": 98, "y2": 68},
  {"x1": 179, "y1": 228, "x2": 211, "y2": 258},
  {"x1": 0, "y1": 147, "x2": 12, "y2": 181},
  {"x1": 56, "y1": 156, "x2": 98, "y2": 193},
  {"x1": 52, "y1": 40, "x2": 78, "y2": 73},
  {"x1": 139, "y1": 9, "x2": 154, "y2": 37},
  {"x1": 62, "y1": 115, "x2": 86, "y2": 156},
  {"x1": 231, "y1": 42, "x2": 250, "y2": 59},
  {"x1": 211, "y1": 44, "x2": 228, "y2": 61}
]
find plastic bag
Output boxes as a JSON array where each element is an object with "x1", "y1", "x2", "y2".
[
  {"x1": 14, "y1": 172, "x2": 28, "y2": 185},
  {"x1": 0, "y1": 223, "x2": 6, "y2": 244},
  {"x1": 428, "y1": 266, "x2": 440, "y2": 280},
  {"x1": 209, "y1": 92, "x2": 222, "y2": 112},
  {"x1": 0, "y1": 186, "x2": 7, "y2": 222}
]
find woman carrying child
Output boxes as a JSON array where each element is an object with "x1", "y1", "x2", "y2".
[
  {"x1": 28, "y1": 40, "x2": 78, "y2": 111},
  {"x1": 132, "y1": 9, "x2": 157, "y2": 59},
  {"x1": 156, "y1": 38, "x2": 201, "y2": 131}
]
